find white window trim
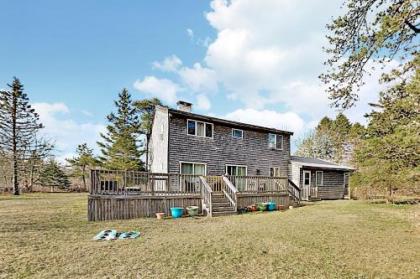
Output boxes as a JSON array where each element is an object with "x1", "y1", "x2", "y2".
[
  {"x1": 179, "y1": 161, "x2": 207, "y2": 175},
  {"x1": 225, "y1": 164, "x2": 248, "y2": 176},
  {"x1": 187, "y1": 119, "x2": 214, "y2": 139},
  {"x1": 268, "y1": 133, "x2": 283, "y2": 150},
  {"x1": 232, "y1": 128, "x2": 244, "y2": 139},
  {"x1": 316, "y1": 171, "x2": 324, "y2": 186}
]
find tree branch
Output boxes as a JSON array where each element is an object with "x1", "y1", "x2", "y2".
[{"x1": 404, "y1": 20, "x2": 420, "y2": 34}]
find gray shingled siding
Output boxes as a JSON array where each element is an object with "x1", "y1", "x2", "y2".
[
  {"x1": 168, "y1": 114, "x2": 290, "y2": 176},
  {"x1": 299, "y1": 168, "x2": 347, "y2": 199}
]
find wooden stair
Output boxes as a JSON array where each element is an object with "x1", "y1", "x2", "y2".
[{"x1": 211, "y1": 192, "x2": 236, "y2": 217}]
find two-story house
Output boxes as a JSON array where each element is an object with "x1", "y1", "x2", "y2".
[
  {"x1": 149, "y1": 101, "x2": 353, "y2": 200},
  {"x1": 88, "y1": 101, "x2": 353, "y2": 221},
  {"x1": 149, "y1": 101, "x2": 293, "y2": 180}
]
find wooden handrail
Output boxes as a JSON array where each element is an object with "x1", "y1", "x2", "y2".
[
  {"x1": 200, "y1": 176, "x2": 213, "y2": 193},
  {"x1": 223, "y1": 190, "x2": 236, "y2": 207},
  {"x1": 288, "y1": 179, "x2": 301, "y2": 202},
  {"x1": 222, "y1": 176, "x2": 237, "y2": 211},
  {"x1": 200, "y1": 176, "x2": 213, "y2": 217},
  {"x1": 222, "y1": 176, "x2": 238, "y2": 193}
]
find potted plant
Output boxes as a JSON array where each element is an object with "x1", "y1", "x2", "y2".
[
  {"x1": 267, "y1": 201, "x2": 277, "y2": 211},
  {"x1": 248, "y1": 204, "x2": 257, "y2": 212},
  {"x1": 170, "y1": 207, "x2": 184, "y2": 219},
  {"x1": 257, "y1": 202, "x2": 267, "y2": 212},
  {"x1": 278, "y1": 204, "x2": 286, "y2": 211},
  {"x1": 156, "y1": 212, "x2": 165, "y2": 219},
  {"x1": 186, "y1": 206, "x2": 199, "y2": 217}
]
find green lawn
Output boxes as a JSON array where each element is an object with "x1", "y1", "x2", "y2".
[{"x1": 0, "y1": 193, "x2": 419, "y2": 278}]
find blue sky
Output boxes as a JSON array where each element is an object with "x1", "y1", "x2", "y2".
[{"x1": 0, "y1": 0, "x2": 383, "y2": 160}]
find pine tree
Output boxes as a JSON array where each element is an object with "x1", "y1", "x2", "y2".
[
  {"x1": 133, "y1": 98, "x2": 162, "y2": 171},
  {"x1": 352, "y1": 56, "x2": 420, "y2": 198},
  {"x1": 66, "y1": 143, "x2": 98, "y2": 191},
  {"x1": 295, "y1": 113, "x2": 363, "y2": 164},
  {"x1": 0, "y1": 77, "x2": 43, "y2": 195},
  {"x1": 39, "y1": 159, "x2": 70, "y2": 190},
  {"x1": 321, "y1": 0, "x2": 419, "y2": 108},
  {"x1": 97, "y1": 89, "x2": 142, "y2": 170},
  {"x1": 24, "y1": 138, "x2": 54, "y2": 192}
]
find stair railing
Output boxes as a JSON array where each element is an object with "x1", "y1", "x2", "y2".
[
  {"x1": 288, "y1": 179, "x2": 301, "y2": 204},
  {"x1": 222, "y1": 176, "x2": 238, "y2": 211},
  {"x1": 200, "y1": 176, "x2": 213, "y2": 217}
]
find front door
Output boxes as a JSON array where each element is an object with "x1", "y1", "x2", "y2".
[{"x1": 302, "y1": 170, "x2": 311, "y2": 200}]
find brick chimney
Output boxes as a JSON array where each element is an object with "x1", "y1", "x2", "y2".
[{"x1": 176, "y1": 100, "x2": 192, "y2": 112}]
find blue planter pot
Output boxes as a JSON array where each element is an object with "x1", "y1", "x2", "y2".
[
  {"x1": 170, "y1": 207, "x2": 184, "y2": 219},
  {"x1": 267, "y1": 202, "x2": 277, "y2": 211}
]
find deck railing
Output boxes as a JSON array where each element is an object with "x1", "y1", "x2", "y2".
[
  {"x1": 90, "y1": 170, "x2": 296, "y2": 200},
  {"x1": 226, "y1": 175, "x2": 288, "y2": 193},
  {"x1": 90, "y1": 170, "x2": 202, "y2": 195}
]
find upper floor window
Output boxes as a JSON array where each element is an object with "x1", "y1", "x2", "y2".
[
  {"x1": 232, "y1": 129, "x2": 243, "y2": 139},
  {"x1": 187, "y1": 120, "x2": 213, "y2": 138},
  {"x1": 268, "y1": 133, "x2": 283, "y2": 150}
]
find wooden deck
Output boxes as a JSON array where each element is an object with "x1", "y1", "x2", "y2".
[{"x1": 88, "y1": 170, "x2": 300, "y2": 221}]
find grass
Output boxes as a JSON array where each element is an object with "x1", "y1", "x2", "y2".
[{"x1": 0, "y1": 193, "x2": 419, "y2": 279}]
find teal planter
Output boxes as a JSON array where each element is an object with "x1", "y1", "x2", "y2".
[
  {"x1": 170, "y1": 207, "x2": 184, "y2": 218},
  {"x1": 267, "y1": 202, "x2": 277, "y2": 211}
]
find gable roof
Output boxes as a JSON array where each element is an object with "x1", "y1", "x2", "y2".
[
  {"x1": 291, "y1": 156, "x2": 354, "y2": 171},
  {"x1": 168, "y1": 107, "x2": 294, "y2": 135}
]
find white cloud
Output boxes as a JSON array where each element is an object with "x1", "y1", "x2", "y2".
[
  {"x1": 135, "y1": 0, "x2": 390, "y2": 134},
  {"x1": 33, "y1": 102, "x2": 105, "y2": 162},
  {"x1": 152, "y1": 55, "x2": 183, "y2": 72},
  {"x1": 178, "y1": 63, "x2": 218, "y2": 93},
  {"x1": 224, "y1": 108, "x2": 305, "y2": 136},
  {"x1": 196, "y1": 94, "x2": 211, "y2": 110},
  {"x1": 133, "y1": 76, "x2": 181, "y2": 104},
  {"x1": 203, "y1": 0, "x2": 341, "y2": 110},
  {"x1": 186, "y1": 28, "x2": 194, "y2": 40}
]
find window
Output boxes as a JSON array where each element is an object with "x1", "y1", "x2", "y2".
[
  {"x1": 180, "y1": 162, "x2": 206, "y2": 192},
  {"x1": 187, "y1": 120, "x2": 195, "y2": 135},
  {"x1": 187, "y1": 120, "x2": 213, "y2": 138},
  {"x1": 226, "y1": 165, "x2": 247, "y2": 191},
  {"x1": 206, "y1": 123, "x2": 213, "y2": 138},
  {"x1": 270, "y1": 167, "x2": 281, "y2": 177},
  {"x1": 232, "y1": 129, "x2": 243, "y2": 139},
  {"x1": 303, "y1": 171, "x2": 311, "y2": 186},
  {"x1": 180, "y1": 162, "x2": 206, "y2": 175},
  {"x1": 225, "y1": 165, "x2": 247, "y2": 176},
  {"x1": 268, "y1": 134, "x2": 283, "y2": 150},
  {"x1": 316, "y1": 171, "x2": 323, "y2": 186},
  {"x1": 197, "y1": 122, "x2": 205, "y2": 137},
  {"x1": 277, "y1": 135, "x2": 283, "y2": 150},
  {"x1": 268, "y1": 133, "x2": 276, "y2": 149}
]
